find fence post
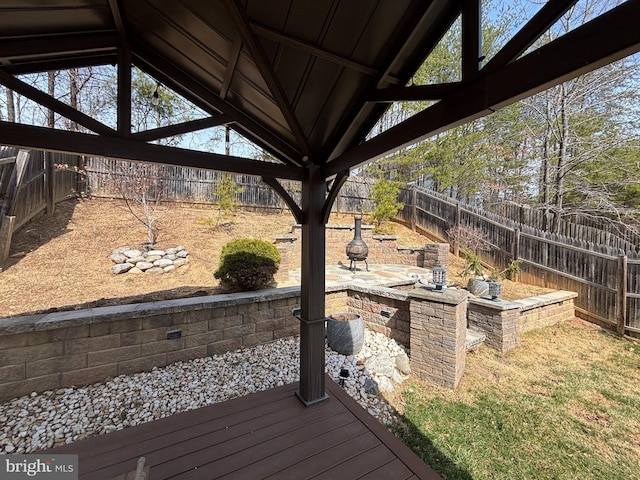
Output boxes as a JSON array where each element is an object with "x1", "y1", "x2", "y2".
[
  {"x1": 512, "y1": 228, "x2": 521, "y2": 282},
  {"x1": 411, "y1": 187, "x2": 417, "y2": 231},
  {"x1": 617, "y1": 253, "x2": 627, "y2": 335},
  {"x1": 0, "y1": 215, "x2": 16, "y2": 266},
  {"x1": 453, "y1": 202, "x2": 461, "y2": 256},
  {"x1": 45, "y1": 151, "x2": 55, "y2": 215}
]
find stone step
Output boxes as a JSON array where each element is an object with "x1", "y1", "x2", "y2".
[{"x1": 466, "y1": 328, "x2": 486, "y2": 350}]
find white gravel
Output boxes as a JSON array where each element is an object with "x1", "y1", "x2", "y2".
[{"x1": 0, "y1": 330, "x2": 407, "y2": 454}]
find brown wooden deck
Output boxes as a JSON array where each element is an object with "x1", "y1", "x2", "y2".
[{"x1": 42, "y1": 376, "x2": 441, "y2": 479}]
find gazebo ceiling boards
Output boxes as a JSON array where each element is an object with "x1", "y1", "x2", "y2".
[{"x1": 1, "y1": 0, "x2": 639, "y2": 404}]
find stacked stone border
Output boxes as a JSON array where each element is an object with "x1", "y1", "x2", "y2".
[{"x1": 0, "y1": 284, "x2": 576, "y2": 401}]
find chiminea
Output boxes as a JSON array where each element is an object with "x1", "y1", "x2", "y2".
[{"x1": 346, "y1": 215, "x2": 369, "y2": 272}]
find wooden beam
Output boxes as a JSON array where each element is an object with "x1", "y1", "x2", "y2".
[
  {"x1": 131, "y1": 41, "x2": 304, "y2": 166},
  {"x1": 261, "y1": 177, "x2": 303, "y2": 224},
  {"x1": 108, "y1": 0, "x2": 128, "y2": 46},
  {"x1": 220, "y1": 36, "x2": 243, "y2": 102},
  {"x1": 131, "y1": 116, "x2": 231, "y2": 142},
  {"x1": 251, "y1": 22, "x2": 380, "y2": 78},
  {"x1": 368, "y1": 83, "x2": 460, "y2": 102},
  {"x1": 1, "y1": 54, "x2": 118, "y2": 76},
  {"x1": 117, "y1": 47, "x2": 132, "y2": 138},
  {"x1": 0, "y1": 71, "x2": 116, "y2": 136},
  {"x1": 462, "y1": 0, "x2": 481, "y2": 82},
  {"x1": 223, "y1": 0, "x2": 313, "y2": 159},
  {"x1": 323, "y1": 0, "x2": 460, "y2": 162},
  {"x1": 322, "y1": 170, "x2": 349, "y2": 224},
  {"x1": 483, "y1": 0, "x2": 578, "y2": 73},
  {"x1": 0, "y1": 32, "x2": 119, "y2": 61},
  {"x1": 0, "y1": 122, "x2": 303, "y2": 181},
  {"x1": 324, "y1": 0, "x2": 640, "y2": 176}
]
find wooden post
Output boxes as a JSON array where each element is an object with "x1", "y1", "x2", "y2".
[
  {"x1": 411, "y1": 187, "x2": 417, "y2": 231},
  {"x1": 117, "y1": 47, "x2": 132, "y2": 138},
  {"x1": 617, "y1": 253, "x2": 627, "y2": 335},
  {"x1": 297, "y1": 165, "x2": 329, "y2": 406},
  {"x1": 1, "y1": 150, "x2": 29, "y2": 218},
  {"x1": 45, "y1": 151, "x2": 55, "y2": 215},
  {"x1": 0, "y1": 215, "x2": 16, "y2": 265},
  {"x1": 512, "y1": 228, "x2": 520, "y2": 282},
  {"x1": 453, "y1": 202, "x2": 461, "y2": 256}
]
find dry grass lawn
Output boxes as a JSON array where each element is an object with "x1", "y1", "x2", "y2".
[{"x1": 0, "y1": 197, "x2": 548, "y2": 318}]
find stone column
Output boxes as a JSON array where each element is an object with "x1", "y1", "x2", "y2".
[
  {"x1": 423, "y1": 243, "x2": 450, "y2": 269},
  {"x1": 408, "y1": 288, "x2": 468, "y2": 389},
  {"x1": 273, "y1": 234, "x2": 296, "y2": 282}
]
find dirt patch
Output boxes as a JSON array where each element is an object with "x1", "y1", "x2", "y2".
[{"x1": 0, "y1": 197, "x2": 552, "y2": 318}]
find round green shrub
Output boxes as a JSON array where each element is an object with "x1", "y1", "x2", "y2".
[{"x1": 214, "y1": 238, "x2": 281, "y2": 290}]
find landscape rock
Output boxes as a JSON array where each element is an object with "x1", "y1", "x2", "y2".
[
  {"x1": 108, "y1": 245, "x2": 189, "y2": 275},
  {"x1": 363, "y1": 378, "x2": 380, "y2": 395},
  {"x1": 375, "y1": 375, "x2": 395, "y2": 392},
  {"x1": 145, "y1": 267, "x2": 164, "y2": 275},
  {"x1": 153, "y1": 259, "x2": 173, "y2": 268},
  {"x1": 112, "y1": 263, "x2": 133, "y2": 274},
  {"x1": 110, "y1": 253, "x2": 127, "y2": 264},
  {"x1": 365, "y1": 353, "x2": 396, "y2": 377},
  {"x1": 395, "y1": 351, "x2": 411, "y2": 375}
]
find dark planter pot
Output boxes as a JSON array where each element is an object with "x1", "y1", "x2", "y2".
[{"x1": 326, "y1": 313, "x2": 364, "y2": 355}]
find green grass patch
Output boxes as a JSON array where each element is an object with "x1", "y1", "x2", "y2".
[{"x1": 392, "y1": 320, "x2": 640, "y2": 480}]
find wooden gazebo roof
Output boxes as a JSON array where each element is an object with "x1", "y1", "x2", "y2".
[{"x1": 1, "y1": 0, "x2": 639, "y2": 404}]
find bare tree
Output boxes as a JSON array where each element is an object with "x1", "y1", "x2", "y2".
[{"x1": 99, "y1": 160, "x2": 168, "y2": 249}]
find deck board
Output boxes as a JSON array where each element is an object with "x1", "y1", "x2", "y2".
[{"x1": 42, "y1": 377, "x2": 441, "y2": 480}]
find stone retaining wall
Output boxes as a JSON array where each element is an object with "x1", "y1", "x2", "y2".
[
  {"x1": 0, "y1": 289, "x2": 301, "y2": 401},
  {"x1": 467, "y1": 291, "x2": 577, "y2": 353},
  {"x1": 275, "y1": 224, "x2": 431, "y2": 271},
  {"x1": 0, "y1": 285, "x2": 577, "y2": 401}
]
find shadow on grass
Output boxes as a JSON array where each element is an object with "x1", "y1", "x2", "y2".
[
  {"x1": 392, "y1": 415, "x2": 474, "y2": 480},
  {"x1": 2, "y1": 198, "x2": 77, "y2": 271}
]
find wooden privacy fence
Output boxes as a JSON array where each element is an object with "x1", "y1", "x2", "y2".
[
  {"x1": 7, "y1": 151, "x2": 638, "y2": 333},
  {"x1": 84, "y1": 157, "x2": 373, "y2": 214},
  {"x1": 0, "y1": 146, "x2": 82, "y2": 264},
  {"x1": 397, "y1": 187, "x2": 640, "y2": 335},
  {"x1": 485, "y1": 199, "x2": 640, "y2": 251}
]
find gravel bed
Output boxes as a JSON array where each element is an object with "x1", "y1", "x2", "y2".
[{"x1": 0, "y1": 330, "x2": 405, "y2": 454}]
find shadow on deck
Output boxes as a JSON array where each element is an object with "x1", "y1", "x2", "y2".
[{"x1": 42, "y1": 376, "x2": 443, "y2": 479}]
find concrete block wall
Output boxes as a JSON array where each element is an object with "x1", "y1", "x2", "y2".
[
  {"x1": 0, "y1": 288, "x2": 301, "y2": 401},
  {"x1": 344, "y1": 286, "x2": 411, "y2": 347},
  {"x1": 518, "y1": 291, "x2": 577, "y2": 333},
  {"x1": 467, "y1": 300, "x2": 521, "y2": 352},
  {"x1": 0, "y1": 282, "x2": 577, "y2": 400},
  {"x1": 280, "y1": 224, "x2": 426, "y2": 269},
  {"x1": 468, "y1": 290, "x2": 577, "y2": 353}
]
